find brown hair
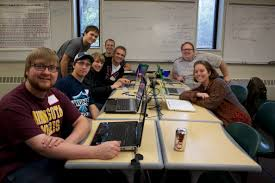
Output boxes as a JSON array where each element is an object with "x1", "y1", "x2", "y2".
[
  {"x1": 113, "y1": 46, "x2": 127, "y2": 55},
  {"x1": 193, "y1": 60, "x2": 219, "y2": 82},
  {"x1": 83, "y1": 25, "x2": 99, "y2": 35},
  {"x1": 24, "y1": 47, "x2": 59, "y2": 78},
  {"x1": 105, "y1": 39, "x2": 115, "y2": 46},
  {"x1": 181, "y1": 42, "x2": 195, "y2": 51}
]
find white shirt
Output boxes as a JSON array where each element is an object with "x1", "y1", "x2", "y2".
[{"x1": 112, "y1": 64, "x2": 121, "y2": 74}]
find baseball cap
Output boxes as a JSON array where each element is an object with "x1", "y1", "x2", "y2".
[{"x1": 74, "y1": 52, "x2": 94, "y2": 63}]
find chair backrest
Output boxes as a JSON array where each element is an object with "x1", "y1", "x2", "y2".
[
  {"x1": 230, "y1": 84, "x2": 248, "y2": 104},
  {"x1": 254, "y1": 101, "x2": 275, "y2": 136},
  {"x1": 245, "y1": 77, "x2": 267, "y2": 117},
  {"x1": 226, "y1": 122, "x2": 261, "y2": 157}
]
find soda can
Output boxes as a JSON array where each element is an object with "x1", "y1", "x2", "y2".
[{"x1": 174, "y1": 128, "x2": 187, "y2": 151}]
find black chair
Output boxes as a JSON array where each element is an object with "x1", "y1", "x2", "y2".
[
  {"x1": 230, "y1": 84, "x2": 248, "y2": 104},
  {"x1": 254, "y1": 101, "x2": 275, "y2": 158}
]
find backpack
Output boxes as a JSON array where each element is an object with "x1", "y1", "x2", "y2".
[{"x1": 245, "y1": 77, "x2": 267, "y2": 118}]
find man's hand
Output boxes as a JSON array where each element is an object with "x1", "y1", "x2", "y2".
[
  {"x1": 176, "y1": 75, "x2": 185, "y2": 82},
  {"x1": 111, "y1": 81, "x2": 123, "y2": 89},
  {"x1": 41, "y1": 136, "x2": 64, "y2": 148},
  {"x1": 223, "y1": 75, "x2": 231, "y2": 83},
  {"x1": 118, "y1": 78, "x2": 130, "y2": 84},
  {"x1": 95, "y1": 141, "x2": 121, "y2": 160}
]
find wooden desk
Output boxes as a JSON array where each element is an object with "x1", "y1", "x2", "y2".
[
  {"x1": 65, "y1": 119, "x2": 163, "y2": 170},
  {"x1": 157, "y1": 120, "x2": 261, "y2": 172},
  {"x1": 158, "y1": 99, "x2": 222, "y2": 123}
]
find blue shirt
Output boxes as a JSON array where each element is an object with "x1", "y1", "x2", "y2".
[{"x1": 55, "y1": 75, "x2": 94, "y2": 118}]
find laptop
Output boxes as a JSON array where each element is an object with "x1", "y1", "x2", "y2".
[
  {"x1": 91, "y1": 95, "x2": 148, "y2": 151},
  {"x1": 165, "y1": 87, "x2": 185, "y2": 96},
  {"x1": 104, "y1": 77, "x2": 147, "y2": 113},
  {"x1": 124, "y1": 64, "x2": 149, "y2": 81},
  {"x1": 163, "y1": 78, "x2": 182, "y2": 84},
  {"x1": 166, "y1": 99, "x2": 196, "y2": 112}
]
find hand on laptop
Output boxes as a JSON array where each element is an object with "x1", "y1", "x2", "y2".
[
  {"x1": 95, "y1": 141, "x2": 121, "y2": 159},
  {"x1": 118, "y1": 78, "x2": 130, "y2": 84},
  {"x1": 111, "y1": 81, "x2": 123, "y2": 89}
]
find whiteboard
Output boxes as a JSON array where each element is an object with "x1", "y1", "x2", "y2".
[
  {"x1": 103, "y1": 0, "x2": 197, "y2": 62},
  {"x1": 0, "y1": 1, "x2": 71, "y2": 62},
  {"x1": 224, "y1": 4, "x2": 275, "y2": 64}
]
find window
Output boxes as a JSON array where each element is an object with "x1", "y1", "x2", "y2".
[
  {"x1": 197, "y1": 0, "x2": 219, "y2": 49},
  {"x1": 78, "y1": 0, "x2": 219, "y2": 49},
  {"x1": 77, "y1": 0, "x2": 100, "y2": 47}
]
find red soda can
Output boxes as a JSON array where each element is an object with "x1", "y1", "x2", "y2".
[{"x1": 174, "y1": 128, "x2": 187, "y2": 151}]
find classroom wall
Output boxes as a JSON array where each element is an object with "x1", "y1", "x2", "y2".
[{"x1": 0, "y1": 0, "x2": 274, "y2": 99}]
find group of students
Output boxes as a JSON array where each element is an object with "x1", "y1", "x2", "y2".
[{"x1": 0, "y1": 25, "x2": 252, "y2": 183}]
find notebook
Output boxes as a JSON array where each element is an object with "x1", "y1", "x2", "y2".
[
  {"x1": 104, "y1": 77, "x2": 146, "y2": 113},
  {"x1": 165, "y1": 87, "x2": 185, "y2": 96},
  {"x1": 91, "y1": 95, "x2": 148, "y2": 151},
  {"x1": 166, "y1": 99, "x2": 196, "y2": 112}
]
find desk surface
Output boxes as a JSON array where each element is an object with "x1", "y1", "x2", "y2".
[
  {"x1": 65, "y1": 119, "x2": 163, "y2": 169},
  {"x1": 158, "y1": 120, "x2": 261, "y2": 172}
]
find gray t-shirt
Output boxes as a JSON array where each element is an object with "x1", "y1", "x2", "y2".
[
  {"x1": 57, "y1": 37, "x2": 91, "y2": 75},
  {"x1": 172, "y1": 52, "x2": 222, "y2": 83}
]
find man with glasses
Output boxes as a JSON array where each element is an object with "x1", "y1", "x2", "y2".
[
  {"x1": 0, "y1": 48, "x2": 121, "y2": 183},
  {"x1": 55, "y1": 52, "x2": 99, "y2": 119},
  {"x1": 172, "y1": 41, "x2": 230, "y2": 84}
]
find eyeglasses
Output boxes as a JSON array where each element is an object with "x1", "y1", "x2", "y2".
[
  {"x1": 182, "y1": 49, "x2": 194, "y2": 51},
  {"x1": 31, "y1": 64, "x2": 59, "y2": 73}
]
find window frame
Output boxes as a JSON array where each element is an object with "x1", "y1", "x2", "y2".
[{"x1": 196, "y1": 0, "x2": 220, "y2": 50}]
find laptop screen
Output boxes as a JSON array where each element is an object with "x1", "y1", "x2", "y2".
[
  {"x1": 136, "y1": 88, "x2": 148, "y2": 146},
  {"x1": 135, "y1": 77, "x2": 147, "y2": 108}
]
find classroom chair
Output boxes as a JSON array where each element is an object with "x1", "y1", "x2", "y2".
[
  {"x1": 254, "y1": 101, "x2": 275, "y2": 159},
  {"x1": 197, "y1": 122, "x2": 261, "y2": 183},
  {"x1": 230, "y1": 84, "x2": 248, "y2": 104}
]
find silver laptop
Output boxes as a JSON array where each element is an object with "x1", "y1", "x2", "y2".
[{"x1": 165, "y1": 87, "x2": 185, "y2": 96}]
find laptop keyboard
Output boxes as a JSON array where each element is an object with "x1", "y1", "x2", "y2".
[
  {"x1": 116, "y1": 99, "x2": 131, "y2": 110},
  {"x1": 91, "y1": 122, "x2": 137, "y2": 146},
  {"x1": 167, "y1": 88, "x2": 178, "y2": 93}
]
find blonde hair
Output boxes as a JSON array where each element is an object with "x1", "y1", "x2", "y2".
[{"x1": 92, "y1": 52, "x2": 105, "y2": 64}]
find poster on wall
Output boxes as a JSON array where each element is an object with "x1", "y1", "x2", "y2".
[{"x1": 0, "y1": 0, "x2": 50, "y2": 49}]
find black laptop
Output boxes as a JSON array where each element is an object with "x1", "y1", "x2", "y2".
[
  {"x1": 104, "y1": 77, "x2": 147, "y2": 113},
  {"x1": 124, "y1": 64, "x2": 149, "y2": 81},
  {"x1": 91, "y1": 96, "x2": 147, "y2": 151}
]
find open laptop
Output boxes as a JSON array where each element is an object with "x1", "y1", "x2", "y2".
[
  {"x1": 124, "y1": 64, "x2": 149, "y2": 81},
  {"x1": 104, "y1": 77, "x2": 147, "y2": 113},
  {"x1": 165, "y1": 87, "x2": 185, "y2": 96},
  {"x1": 91, "y1": 95, "x2": 148, "y2": 151},
  {"x1": 166, "y1": 99, "x2": 196, "y2": 112},
  {"x1": 162, "y1": 78, "x2": 182, "y2": 84}
]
